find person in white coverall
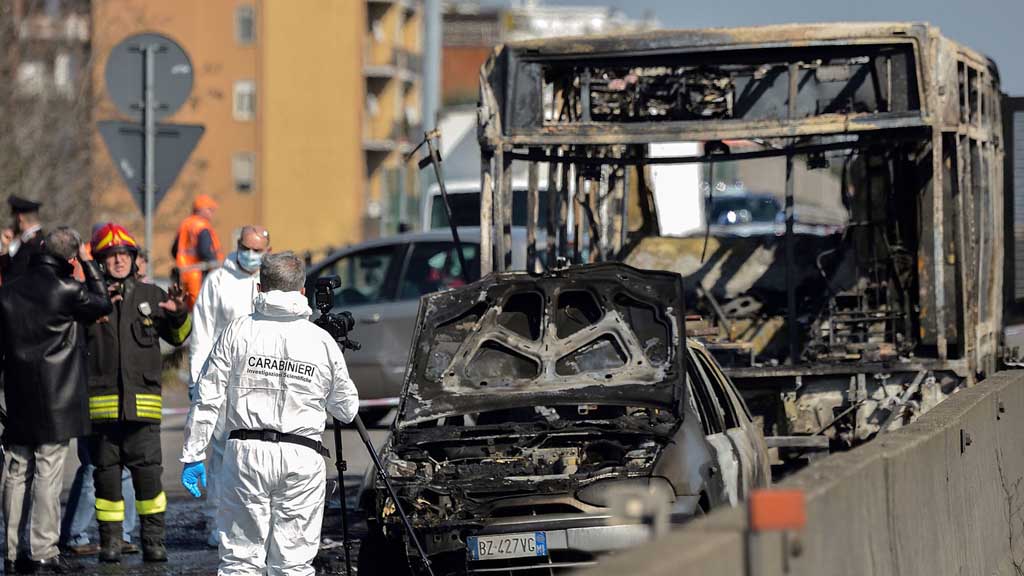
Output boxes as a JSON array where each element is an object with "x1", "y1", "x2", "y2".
[
  {"x1": 189, "y1": 224, "x2": 270, "y2": 548},
  {"x1": 181, "y1": 251, "x2": 359, "y2": 575}
]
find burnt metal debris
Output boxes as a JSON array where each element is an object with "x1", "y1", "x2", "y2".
[
  {"x1": 476, "y1": 23, "x2": 1005, "y2": 446},
  {"x1": 360, "y1": 263, "x2": 770, "y2": 574}
]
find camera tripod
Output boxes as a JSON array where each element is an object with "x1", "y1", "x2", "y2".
[{"x1": 314, "y1": 280, "x2": 434, "y2": 576}]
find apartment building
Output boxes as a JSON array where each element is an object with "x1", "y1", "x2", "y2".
[{"x1": 89, "y1": 0, "x2": 422, "y2": 274}]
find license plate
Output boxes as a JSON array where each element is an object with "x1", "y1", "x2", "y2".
[{"x1": 467, "y1": 531, "x2": 548, "y2": 561}]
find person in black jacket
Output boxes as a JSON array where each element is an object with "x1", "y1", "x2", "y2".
[
  {"x1": 85, "y1": 223, "x2": 191, "y2": 564},
  {"x1": 0, "y1": 226, "x2": 112, "y2": 574},
  {"x1": 0, "y1": 195, "x2": 45, "y2": 284}
]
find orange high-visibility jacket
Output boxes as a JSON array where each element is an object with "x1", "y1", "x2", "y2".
[{"x1": 174, "y1": 214, "x2": 223, "y2": 309}]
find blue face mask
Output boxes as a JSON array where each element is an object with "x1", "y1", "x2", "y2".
[{"x1": 237, "y1": 250, "x2": 262, "y2": 272}]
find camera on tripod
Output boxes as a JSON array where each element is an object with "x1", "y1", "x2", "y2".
[{"x1": 312, "y1": 276, "x2": 360, "y2": 351}]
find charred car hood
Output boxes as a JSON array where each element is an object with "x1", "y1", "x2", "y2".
[{"x1": 396, "y1": 262, "x2": 686, "y2": 426}]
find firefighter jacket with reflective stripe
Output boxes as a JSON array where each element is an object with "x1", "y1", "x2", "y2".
[{"x1": 87, "y1": 278, "x2": 192, "y2": 423}]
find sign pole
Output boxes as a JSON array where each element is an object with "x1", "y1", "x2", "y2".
[
  {"x1": 144, "y1": 44, "x2": 156, "y2": 260},
  {"x1": 102, "y1": 34, "x2": 201, "y2": 225}
]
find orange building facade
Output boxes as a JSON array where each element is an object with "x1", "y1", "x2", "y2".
[{"x1": 91, "y1": 0, "x2": 420, "y2": 275}]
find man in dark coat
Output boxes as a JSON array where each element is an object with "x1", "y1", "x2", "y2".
[
  {"x1": 0, "y1": 227, "x2": 112, "y2": 573},
  {"x1": 86, "y1": 222, "x2": 190, "y2": 563},
  {"x1": 0, "y1": 195, "x2": 45, "y2": 284}
]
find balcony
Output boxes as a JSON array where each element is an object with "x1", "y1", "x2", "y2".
[
  {"x1": 362, "y1": 120, "x2": 418, "y2": 156},
  {"x1": 363, "y1": 49, "x2": 421, "y2": 83},
  {"x1": 367, "y1": 0, "x2": 419, "y2": 15}
]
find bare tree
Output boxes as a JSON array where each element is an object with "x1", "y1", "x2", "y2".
[{"x1": 0, "y1": 0, "x2": 105, "y2": 236}]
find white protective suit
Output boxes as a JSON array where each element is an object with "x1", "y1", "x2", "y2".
[
  {"x1": 189, "y1": 252, "x2": 261, "y2": 547},
  {"x1": 183, "y1": 290, "x2": 359, "y2": 576}
]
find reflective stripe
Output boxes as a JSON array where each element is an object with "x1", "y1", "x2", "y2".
[
  {"x1": 96, "y1": 498, "x2": 125, "y2": 522},
  {"x1": 168, "y1": 315, "x2": 192, "y2": 345},
  {"x1": 136, "y1": 491, "x2": 167, "y2": 515},
  {"x1": 137, "y1": 404, "x2": 162, "y2": 419},
  {"x1": 136, "y1": 393, "x2": 162, "y2": 420},
  {"x1": 89, "y1": 395, "x2": 118, "y2": 406},
  {"x1": 90, "y1": 391, "x2": 119, "y2": 420},
  {"x1": 90, "y1": 395, "x2": 120, "y2": 420}
]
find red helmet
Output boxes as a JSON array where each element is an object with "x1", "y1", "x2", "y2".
[{"x1": 91, "y1": 222, "x2": 139, "y2": 259}]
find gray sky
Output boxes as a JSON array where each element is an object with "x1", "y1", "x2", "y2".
[{"x1": 483, "y1": 0, "x2": 1024, "y2": 94}]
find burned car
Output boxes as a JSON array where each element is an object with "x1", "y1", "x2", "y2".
[{"x1": 359, "y1": 263, "x2": 769, "y2": 574}]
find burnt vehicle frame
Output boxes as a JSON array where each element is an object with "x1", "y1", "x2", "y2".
[
  {"x1": 475, "y1": 23, "x2": 1005, "y2": 445},
  {"x1": 358, "y1": 263, "x2": 769, "y2": 574}
]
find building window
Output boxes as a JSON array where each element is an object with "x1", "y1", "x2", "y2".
[
  {"x1": 53, "y1": 51, "x2": 74, "y2": 97},
  {"x1": 16, "y1": 61, "x2": 46, "y2": 96},
  {"x1": 233, "y1": 152, "x2": 255, "y2": 193},
  {"x1": 233, "y1": 80, "x2": 255, "y2": 121},
  {"x1": 366, "y1": 93, "x2": 380, "y2": 118},
  {"x1": 236, "y1": 5, "x2": 255, "y2": 45}
]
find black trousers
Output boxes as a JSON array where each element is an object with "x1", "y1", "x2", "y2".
[{"x1": 88, "y1": 421, "x2": 165, "y2": 522}]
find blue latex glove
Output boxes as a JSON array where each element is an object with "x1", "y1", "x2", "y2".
[{"x1": 182, "y1": 462, "x2": 207, "y2": 498}]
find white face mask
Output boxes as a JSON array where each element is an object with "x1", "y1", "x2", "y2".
[{"x1": 237, "y1": 250, "x2": 262, "y2": 272}]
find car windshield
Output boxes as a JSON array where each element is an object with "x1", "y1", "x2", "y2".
[
  {"x1": 399, "y1": 242, "x2": 481, "y2": 299},
  {"x1": 320, "y1": 247, "x2": 393, "y2": 306}
]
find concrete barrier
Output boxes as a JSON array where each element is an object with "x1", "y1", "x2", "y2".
[{"x1": 580, "y1": 370, "x2": 1024, "y2": 576}]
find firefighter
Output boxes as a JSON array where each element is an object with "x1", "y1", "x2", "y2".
[
  {"x1": 172, "y1": 194, "x2": 223, "y2": 309},
  {"x1": 87, "y1": 223, "x2": 192, "y2": 563}
]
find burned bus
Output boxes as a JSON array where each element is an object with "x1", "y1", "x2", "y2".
[{"x1": 475, "y1": 23, "x2": 1005, "y2": 447}]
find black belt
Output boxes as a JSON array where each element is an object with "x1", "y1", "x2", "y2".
[{"x1": 228, "y1": 429, "x2": 330, "y2": 458}]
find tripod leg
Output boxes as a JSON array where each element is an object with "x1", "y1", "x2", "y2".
[
  {"x1": 333, "y1": 418, "x2": 353, "y2": 575},
  {"x1": 354, "y1": 415, "x2": 435, "y2": 576}
]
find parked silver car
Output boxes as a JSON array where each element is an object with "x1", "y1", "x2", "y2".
[{"x1": 305, "y1": 228, "x2": 534, "y2": 423}]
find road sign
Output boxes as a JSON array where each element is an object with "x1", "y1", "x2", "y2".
[
  {"x1": 105, "y1": 33, "x2": 193, "y2": 121},
  {"x1": 100, "y1": 32, "x2": 202, "y2": 256},
  {"x1": 98, "y1": 120, "x2": 204, "y2": 213}
]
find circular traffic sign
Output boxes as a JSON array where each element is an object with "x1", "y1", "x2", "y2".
[{"x1": 104, "y1": 33, "x2": 193, "y2": 121}]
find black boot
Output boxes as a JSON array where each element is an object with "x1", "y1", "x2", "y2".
[
  {"x1": 140, "y1": 513, "x2": 168, "y2": 563},
  {"x1": 98, "y1": 521, "x2": 122, "y2": 563}
]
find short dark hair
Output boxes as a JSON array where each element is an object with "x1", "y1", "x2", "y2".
[
  {"x1": 260, "y1": 251, "x2": 305, "y2": 292},
  {"x1": 43, "y1": 227, "x2": 80, "y2": 260}
]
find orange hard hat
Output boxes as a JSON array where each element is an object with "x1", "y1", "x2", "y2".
[
  {"x1": 193, "y1": 194, "x2": 218, "y2": 212},
  {"x1": 91, "y1": 222, "x2": 139, "y2": 257}
]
